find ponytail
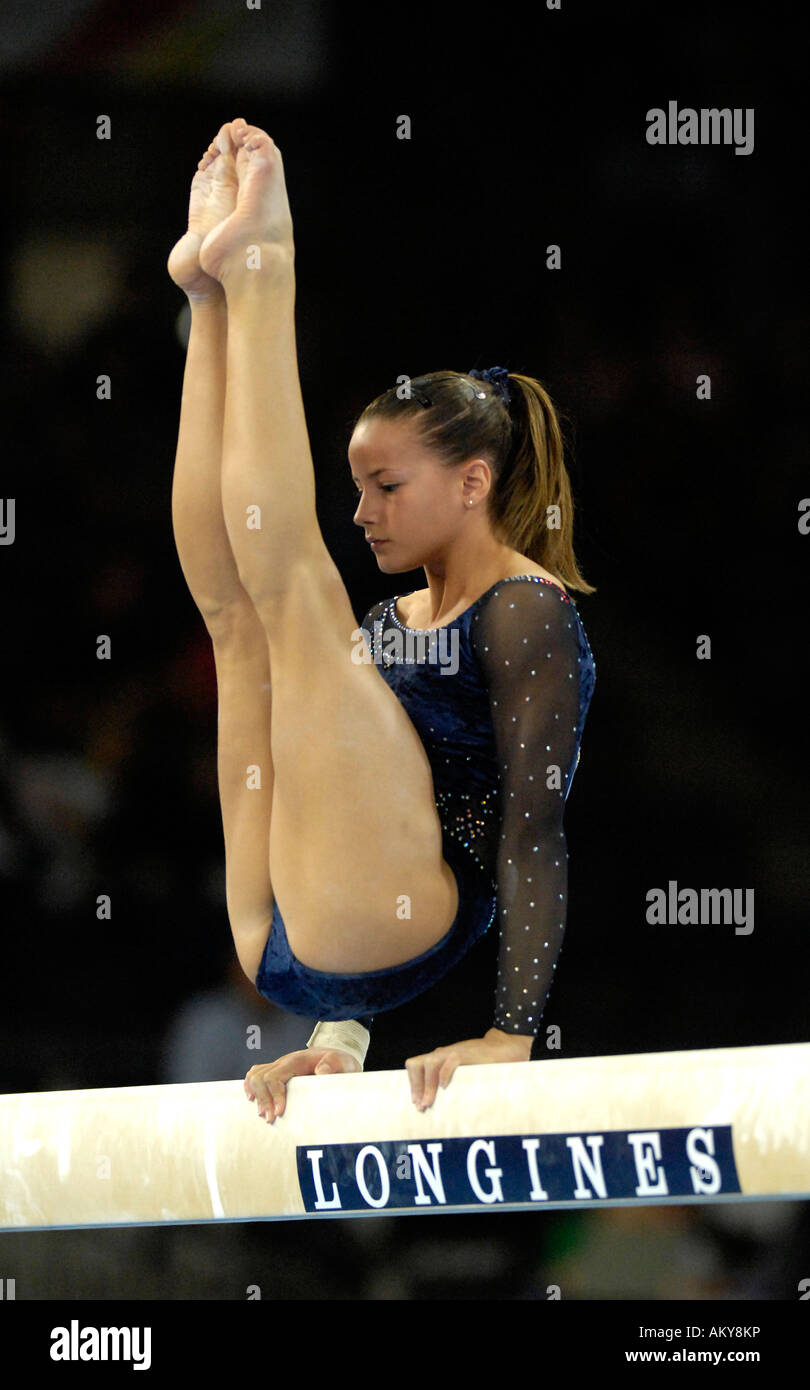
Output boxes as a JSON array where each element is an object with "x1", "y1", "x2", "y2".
[{"x1": 491, "y1": 373, "x2": 595, "y2": 594}]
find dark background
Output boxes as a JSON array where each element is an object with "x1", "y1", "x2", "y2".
[{"x1": 0, "y1": 0, "x2": 806, "y2": 1299}]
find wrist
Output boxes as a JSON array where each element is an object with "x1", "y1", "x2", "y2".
[
  {"x1": 485, "y1": 1027, "x2": 533, "y2": 1060},
  {"x1": 307, "y1": 1018, "x2": 369, "y2": 1069}
]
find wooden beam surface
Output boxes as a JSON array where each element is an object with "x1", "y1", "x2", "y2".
[{"x1": 1, "y1": 1042, "x2": 808, "y2": 1229}]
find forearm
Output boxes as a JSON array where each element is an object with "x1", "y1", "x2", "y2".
[{"x1": 171, "y1": 289, "x2": 243, "y2": 619}]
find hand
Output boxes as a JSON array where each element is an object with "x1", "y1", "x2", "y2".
[
  {"x1": 405, "y1": 1028, "x2": 533, "y2": 1112},
  {"x1": 244, "y1": 1046, "x2": 361, "y2": 1124}
]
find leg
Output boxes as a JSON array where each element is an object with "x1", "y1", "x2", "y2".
[
  {"x1": 207, "y1": 126, "x2": 458, "y2": 972},
  {"x1": 171, "y1": 296, "x2": 277, "y2": 979},
  {"x1": 209, "y1": 601, "x2": 275, "y2": 983},
  {"x1": 169, "y1": 122, "x2": 245, "y2": 623},
  {"x1": 168, "y1": 123, "x2": 277, "y2": 981}
]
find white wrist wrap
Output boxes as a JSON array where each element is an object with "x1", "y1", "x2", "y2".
[{"x1": 306, "y1": 1019, "x2": 370, "y2": 1069}]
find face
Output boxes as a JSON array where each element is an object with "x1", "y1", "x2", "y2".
[{"x1": 349, "y1": 417, "x2": 479, "y2": 573}]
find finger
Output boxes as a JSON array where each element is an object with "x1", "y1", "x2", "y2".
[
  {"x1": 256, "y1": 1068, "x2": 291, "y2": 1122},
  {"x1": 244, "y1": 1067, "x2": 265, "y2": 1099},
  {"x1": 405, "y1": 1058, "x2": 426, "y2": 1108},
  {"x1": 417, "y1": 1060, "x2": 443, "y2": 1112},
  {"x1": 438, "y1": 1054, "x2": 459, "y2": 1091},
  {"x1": 246, "y1": 1072, "x2": 273, "y2": 1116},
  {"x1": 245, "y1": 1067, "x2": 284, "y2": 1120},
  {"x1": 264, "y1": 1076, "x2": 287, "y2": 1121}
]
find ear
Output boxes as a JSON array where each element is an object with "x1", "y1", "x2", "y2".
[{"x1": 461, "y1": 459, "x2": 493, "y2": 508}]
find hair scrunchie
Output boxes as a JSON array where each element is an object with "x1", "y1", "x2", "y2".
[{"x1": 468, "y1": 365, "x2": 512, "y2": 406}]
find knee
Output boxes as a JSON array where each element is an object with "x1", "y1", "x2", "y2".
[{"x1": 203, "y1": 591, "x2": 263, "y2": 643}]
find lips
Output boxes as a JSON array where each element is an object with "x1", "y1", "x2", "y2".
[{"x1": 367, "y1": 539, "x2": 389, "y2": 547}]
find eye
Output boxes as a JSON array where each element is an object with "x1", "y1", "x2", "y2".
[{"x1": 351, "y1": 481, "x2": 400, "y2": 498}]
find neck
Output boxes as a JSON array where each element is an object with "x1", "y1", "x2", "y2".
[{"x1": 421, "y1": 534, "x2": 517, "y2": 626}]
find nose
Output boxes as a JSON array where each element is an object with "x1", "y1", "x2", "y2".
[{"x1": 353, "y1": 492, "x2": 373, "y2": 527}]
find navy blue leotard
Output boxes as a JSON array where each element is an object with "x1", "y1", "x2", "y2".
[{"x1": 254, "y1": 574, "x2": 596, "y2": 1036}]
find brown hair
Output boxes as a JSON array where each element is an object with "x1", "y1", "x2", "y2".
[{"x1": 354, "y1": 370, "x2": 595, "y2": 595}]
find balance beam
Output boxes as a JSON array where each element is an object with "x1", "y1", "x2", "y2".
[{"x1": 1, "y1": 1042, "x2": 808, "y2": 1229}]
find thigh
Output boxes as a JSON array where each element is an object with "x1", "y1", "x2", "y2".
[{"x1": 258, "y1": 556, "x2": 459, "y2": 973}]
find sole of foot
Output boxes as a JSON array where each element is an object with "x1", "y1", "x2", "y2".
[
  {"x1": 198, "y1": 124, "x2": 295, "y2": 288},
  {"x1": 167, "y1": 118, "x2": 249, "y2": 299}
]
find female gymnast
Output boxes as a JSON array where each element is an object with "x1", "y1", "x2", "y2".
[{"x1": 167, "y1": 118, "x2": 596, "y2": 1124}]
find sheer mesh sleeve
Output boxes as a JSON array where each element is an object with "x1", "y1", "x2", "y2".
[{"x1": 470, "y1": 581, "x2": 582, "y2": 1037}]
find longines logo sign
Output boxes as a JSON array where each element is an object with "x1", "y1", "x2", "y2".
[{"x1": 297, "y1": 1125, "x2": 739, "y2": 1214}]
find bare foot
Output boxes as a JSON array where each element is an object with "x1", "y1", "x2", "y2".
[
  {"x1": 166, "y1": 118, "x2": 247, "y2": 299},
  {"x1": 198, "y1": 124, "x2": 295, "y2": 288}
]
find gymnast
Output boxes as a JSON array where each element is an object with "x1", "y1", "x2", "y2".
[{"x1": 167, "y1": 118, "x2": 596, "y2": 1124}]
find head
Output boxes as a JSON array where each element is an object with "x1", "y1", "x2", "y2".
[{"x1": 348, "y1": 370, "x2": 595, "y2": 593}]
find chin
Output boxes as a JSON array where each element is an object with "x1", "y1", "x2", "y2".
[{"x1": 375, "y1": 551, "x2": 411, "y2": 574}]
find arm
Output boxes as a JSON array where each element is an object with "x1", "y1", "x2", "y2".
[
  {"x1": 405, "y1": 580, "x2": 583, "y2": 1109},
  {"x1": 474, "y1": 580, "x2": 581, "y2": 1045}
]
